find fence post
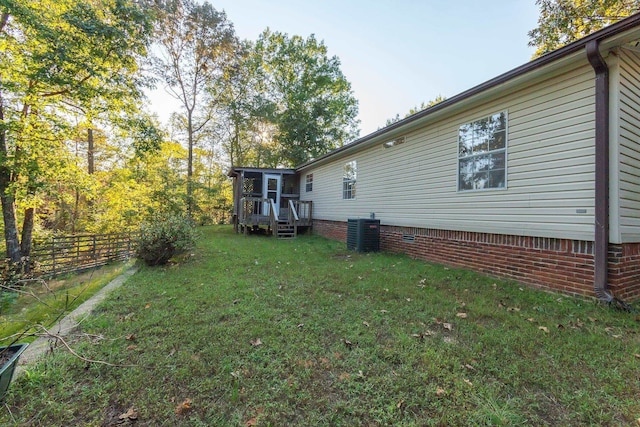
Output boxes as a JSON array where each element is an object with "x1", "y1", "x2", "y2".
[{"x1": 51, "y1": 237, "x2": 56, "y2": 276}]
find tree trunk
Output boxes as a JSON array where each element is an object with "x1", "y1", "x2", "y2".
[
  {"x1": 0, "y1": 191, "x2": 21, "y2": 263},
  {"x1": 186, "y1": 111, "x2": 194, "y2": 216},
  {"x1": 87, "y1": 128, "x2": 95, "y2": 174},
  {"x1": 0, "y1": 100, "x2": 21, "y2": 263},
  {"x1": 20, "y1": 206, "x2": 34, "y2": 264}
]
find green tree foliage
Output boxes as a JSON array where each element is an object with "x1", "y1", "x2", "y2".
[
  {"x1": 85, "y1": 141, "x2": 186, "y2": 234},
  {"x1": 384, "y1": 95, "x2": 447, "y2": 128},
  {"x1": 252, "y1": 29, "x2": 360, "y2": 167},
  {"x1": 212, "y1": 40, "x2": 277, "y2": 168},
  {"x1": 153, "y1": 0, "x2": 237, "y2": 215},
  {"x1": 0, "y1": 0, "x2": 155, "y2": 264},
  {"x1": 529, "y1": 0, "x2": 640, "y2": 57}
]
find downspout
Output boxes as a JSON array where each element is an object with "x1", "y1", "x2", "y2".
[{"x1": 586, "y1": 40, "x2": 613, "y2": 302}]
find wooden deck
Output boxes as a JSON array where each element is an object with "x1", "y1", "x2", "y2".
[{"x1": 235, "y1": 197, "x2": 312, "y2": 238}]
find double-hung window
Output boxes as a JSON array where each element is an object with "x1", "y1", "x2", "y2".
[
  {"x1": 305, "y1": 173, "x2": 313, "y2": 192},
  {"x1": 458, "y1": 112, "x2": 507, "y2": 191},
  {"x1": 343, "y1": 161, "x2": 357, "y2": 199}
]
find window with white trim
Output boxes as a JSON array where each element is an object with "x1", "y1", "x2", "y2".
[
  {"x1": 305, "y1": 173, "x2": 313, "y2": 192},
  {"x1": 343, "y1": 161, "x2": 356, "y2": 199},
  {"x1": 458, "y1": 111, "x2": 507, "y2": 191}
]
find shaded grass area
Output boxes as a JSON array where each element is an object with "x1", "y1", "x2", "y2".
[
  {"x1": 0, "y1": 260, "x2": 135, "y2": 345},
  {"x1": 2, "y1": 226, "x2": 639, "y2": 426}
]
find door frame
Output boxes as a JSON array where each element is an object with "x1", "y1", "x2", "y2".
[{"x1": 263, "y1": 173, "x2": 281, "y2": 217}]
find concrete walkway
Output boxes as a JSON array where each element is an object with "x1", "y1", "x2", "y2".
[{"x1": 14, "y1": 266, "x2": 139, "y2": 377}]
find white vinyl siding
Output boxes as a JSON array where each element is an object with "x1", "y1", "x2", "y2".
[
  {"x1": 300, "y1": 61, "x2": 596, "y2": 240},
  {"x1": 617, "y1": 48, "x2": 640, "y2": 243}
]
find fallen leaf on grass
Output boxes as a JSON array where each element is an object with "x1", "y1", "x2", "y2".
[
  {"x1": 250, "y1": 338, "x2": 263, "y2": 347},
  {"x1": 245, "y1": 418, "x2": 257, "y2": 426},
  {"x1": 464, "y1": 364, "x2": 475, "y2": 370},
  {"x1": 144, "y1": 303, "x2": 151, "y2": 309},
  {"x1": 126, "y1": 345, "x2": 137, "y2": 351},
  {"x1": 118, "y1": 407, "x2": 138, "y2": 421},
  {"x1": 296, "y1": 359, "x2": 314, "y2": 368},
  {"x1": 411, "y1": 330, "x2": 435, "y2": 340},
  {"x1": 443, "y1": 323, "x2": 453, "y2": 331},
  {"x1": 463, "y1": 379, "x2": 473, "y2": 386},
  {"x1": 175, "y1": 398, "x2": 192, "y2": 415},
  {"x1": 527, "y1": 318, "x2": 535, "y2": 322},
  {"x1": 436, "y1": 387, "x2": 446, "y2": 396},
  {"x1": 634, "y1": 354, "x2": 640, "y2": 359},
  {"x1": 538, "y1": 326, "x2": 549, "y2": 333},
  {"x1": 126, "y1": 334, "x2": 136, "y2": 341},
  {"x1": 396, "y1": 399, "x2": 405, "y2": 409},
  {"x1": 338, "y1": 372, "x2": 350, "y2": 381},
  {"x1": 571, "y1": 320, "x2": 584, "y2": 329},
  {"x1": 456, "y1": 312, "x2": 468, "y2": 318}
]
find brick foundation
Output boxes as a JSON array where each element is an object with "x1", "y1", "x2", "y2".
[
  {"x1": 608, "y1": 243, "x2": 640, "y2": 300},
  {"x1": 313, "y1": 219, "x2": 639, "y2": 301}
]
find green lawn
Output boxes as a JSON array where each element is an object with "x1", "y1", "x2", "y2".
[
  {"x1": 0, "y1": 260, "x2": 135, "y2": 345},
  {"x1": 2, "y1": 226, "x2": 639, "y2": 426}
]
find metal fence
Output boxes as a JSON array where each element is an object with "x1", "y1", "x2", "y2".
[{"x1": 30, "y1": 232, "x2": 138, "y2": 277}]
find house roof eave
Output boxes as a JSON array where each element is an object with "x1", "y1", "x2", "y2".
[{"x1": 227, "y1": 167, "x2": 297, "y2": 177}]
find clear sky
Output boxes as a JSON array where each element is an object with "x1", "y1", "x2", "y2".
[{"x1": 148, "y1": 0, "x2": 541, "y2": 137}]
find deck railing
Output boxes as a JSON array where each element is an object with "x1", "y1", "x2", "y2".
[
  {"x1": 291, "y1": 200, "x2": 313, "y2": 226},
  {"x1": 268, "y1": 198, "x2": 279, "y2": 232},
  {"x1": 288, "y1": 200, "x2": 300, "y2": 222},
  {"x1": 238, "y1": 197, "x2": 313, "y2": 234}
]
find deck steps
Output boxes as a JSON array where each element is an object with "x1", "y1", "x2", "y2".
[{"x1": 275, "y1": 221, "x2": 296, "y2": 239}]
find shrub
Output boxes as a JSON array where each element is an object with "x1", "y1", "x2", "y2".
[{"x1": 135, "y1": 214, "x2": 198, "y2": 266}]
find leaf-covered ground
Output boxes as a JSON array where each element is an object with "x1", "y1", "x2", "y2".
[{"x1": 2, "y1": 226, "x2": 639, "y2": 426}]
